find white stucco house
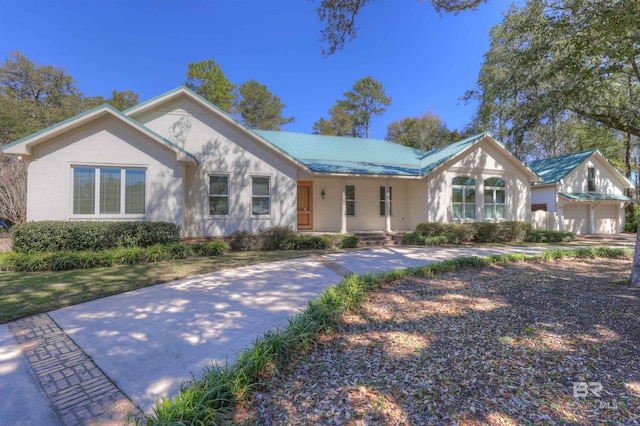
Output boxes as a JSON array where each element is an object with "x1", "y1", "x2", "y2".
[
  {"x1": 3, "y1": 86, "x2": 544, "y2": 238},
  {"x1": 528, "y1": 150, "x2": 632, "y2": 234}
]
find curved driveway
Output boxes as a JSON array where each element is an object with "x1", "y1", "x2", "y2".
[{"x1": 1, "y1": 239, "x2": 634, "y2": 425}]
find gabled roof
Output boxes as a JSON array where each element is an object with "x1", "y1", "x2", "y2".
[
  {"x1": 527, "y1": 150, "x2": 596, "y2": 184},
  {"x1": 254, "y1": 131, "x2": 533, "y2": 178},
  {"x1": 528, "y1": 149, "x2": 632, "y2": 188},
  {"x1": 1, "y1": 104, "x2": 198, "y2": 165}
]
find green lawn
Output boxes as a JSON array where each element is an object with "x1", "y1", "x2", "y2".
[{"x1": 0, "y1": 249, "x2": 329, "y2": 324}]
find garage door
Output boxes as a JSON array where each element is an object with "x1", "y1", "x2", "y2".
[
  {"x1": 595, "y1": 204, "x2": 618, "y2": 234},
  {"x1": 564, "y1": 205, "x2": 588, "y2": 234}
]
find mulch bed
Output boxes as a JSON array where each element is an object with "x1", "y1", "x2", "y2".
[{"x1": 237, "y1": 258, "x2": 640, "y2": 425}]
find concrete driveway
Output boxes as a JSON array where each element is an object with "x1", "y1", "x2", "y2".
[{"x1": 0, "y1": 240, "x2": 634, "y2": 425}]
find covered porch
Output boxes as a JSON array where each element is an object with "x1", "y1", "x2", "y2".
[{"x1": 295, "y1": 175, "x2": 422, "y2": 234}]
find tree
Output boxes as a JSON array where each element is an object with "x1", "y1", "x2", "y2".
[
  {"x1": 465, "y1": 0, "x2": 640, "y2": 285},
  {"x1": 0, "y1": 52, "x2": 139, "y2": 223},
  {"x1": 314, "y1": 0, "x2": 488, "y2": 55},
  {"x1": 386, "y1": 113, "x2": 461, "y2": 150},
  {"x1": 312, "y1": 105, "x2": 353, "y2": 136},
  {"x1": 185, "y1": 59, "x2": 236, "y2": 112},
  {"x1": 0, "y1": 156, "x2": 27, "y2": 224},
  {"x1": 236, "y1": 80, "x2": 294, "y2": 130},
  {"x1": 337, "y1": 76, "x2": 391, "y2": 138},
  {"x1": 107, "y1": 90, "x2": 139, "y2": 111}
]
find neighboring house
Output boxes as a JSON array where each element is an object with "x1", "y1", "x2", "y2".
[
  {"x1": 528, "y1": 150, "x2": 632, "y2": 234},
  {"x1": 2, "y1": 86, "x2": 540, "y2": 238}
]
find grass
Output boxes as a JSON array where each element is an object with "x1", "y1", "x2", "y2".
[{"x1": 0, "y1": 249, "x2": 330, "y2": 324}]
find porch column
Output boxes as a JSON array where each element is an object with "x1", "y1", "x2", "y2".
[
  {"x1": 385, "y1": 184, "x2": 392, "y2": 233},
  {"x1": 589, "y1": 204, "x2": 596, "y2": 234},
  {"x1": 341, "y1": 180, "x2": 348, "y2": 234},
  {"x1": 619, "y1": 202, "x2": 626, "y2": 233},
  {"x1": 557, "y1": 206, "x2": 564, "y2": 231}
]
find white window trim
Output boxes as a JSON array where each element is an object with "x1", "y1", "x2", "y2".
[
  {"x1": 346, "y1": 185, "x2": 356, "y2": 216},
  {"x1": 452, "y1": 177, "x2": 476, "y2": 221},
  {"x1": 483, "y1": 178, "x2": 506, "y2": 221},
  {"x1": 70, "y1": 165, "x2": 147, "y2": 219},
  {"x1": 208, "y1": 174, "x2": 230, "y2": 217},
  {"x1": 250, "y1": 175, "x2": 272, "y2": 217}
]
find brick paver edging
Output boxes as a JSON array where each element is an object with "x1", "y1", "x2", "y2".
[{"x1": 9, "y1": 314, "x2": 141, "y2": 426}]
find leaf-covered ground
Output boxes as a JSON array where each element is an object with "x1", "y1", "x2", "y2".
[{"x1": 237, "y1": 258, "x2": 640, "y2": 425}]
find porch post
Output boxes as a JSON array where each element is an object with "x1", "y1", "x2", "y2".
[
  {"x1": 341, "y1": 180, "x2": 347, "y2": 234},
  {"x1": 385, "y1": 184, "x2": 392, "y2": 233},
  {"x1": 558, "y1": 206, "x2": 564, "y2": 231},
  {"x1": 619, "y1": 202, "x2": 626, "y2": 233},
  {"x1": 589, "y1": 204, "x2": 596, "y2": 234}
]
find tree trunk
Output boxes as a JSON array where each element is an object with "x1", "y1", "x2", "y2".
[{"x1": 632, "y1": 232, "x2": 640, "y2": 287}]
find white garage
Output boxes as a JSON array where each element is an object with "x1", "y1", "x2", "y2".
[
  {"x1": 595, "y1": 204, "x2": 618, "y2": 234},
  {"x1": 563, "y1": 204, "x2": 588, "y2": 234}
]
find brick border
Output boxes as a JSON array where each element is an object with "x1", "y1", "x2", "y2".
[{"x1": 9, "y1": 314, "x2": 141, "y2": 426}]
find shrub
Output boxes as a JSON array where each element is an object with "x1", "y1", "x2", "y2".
[
  {"x1": 470, "y1": 221, "x2": 531, "y2": 243},
  {"x1": 470, "y1": 222, "x2": 500, "y2": 243},
  {"x1": 338, "y1": 235, "x2": 360, "y2": 249},
  {"x1": 403, "y1": 231, "x2": 426, "y2": 245},
  {"x1": 281, "y1": 236, "x2": 331, "y2": 250},
  {"x1": 525, "y1": 230, "x2": 576, "y2": 243},
  {"x1": 415, "y1": 222, "x2": 447, "y2": 237},
  {"x1": 625, "y1": 205, "x2": 640, "y2": 233},
  {"x1": 446, "y1": 223, "x2": 476, "y2": 243},
  {"x1": 259, "y1": 226, "x2": 297, "y2": 251},
  {"x1": 191, "y1": 241, "x2": 229, "y2": 257},
  {"x1": 227, "y1": 230, "x2": 261, "y2": 251},
  {"x1": 425, "y1": 236, "x2": 448, "y2": 245},
  {"x1": 11, "y1": 221, "x2": 181, "y2": 253}
]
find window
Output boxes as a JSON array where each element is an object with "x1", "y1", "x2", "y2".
[
  {"x1": 532, "y1": 204, "x2": 547, "y2": 212},
  {"x1": 209, "y1": 175, "x2": 229, "y2": 215},
  {"x1": 587, "y1": 167, "x2": 596, "y2": 192},
  {"x1": 484, "y1": 178, "x2": 506, "y2": 220},
  {"x1": 346, "y1": 185, "x2": 355, "y2": 216},
  {"x1": 452, "y1": 176, "x2": 476, "y2": 219},
  {"x1": 379, "y1": 186, "x2": 392, "y2": 216},
  {"x1": 251, "y1": 177, "x2": 270, "y2": 215},
  {"x1": 72, "y1": 167, "x2": 145, "y2": 216},
  {"x1": 73, "y1": 167, "x2": 95, "y2": 214}
]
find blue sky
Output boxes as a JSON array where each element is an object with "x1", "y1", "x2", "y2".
[{"x1": 0, "y1": 0, "x2": 513, "y2": 140}]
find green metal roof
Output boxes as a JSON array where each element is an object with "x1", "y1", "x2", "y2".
[
  {"x1": 559, "y1": 192, "x2": 631, "y2": 202},
  {"x1": 254, "y1": 131, "x2": 491, "y2": 176},
  {"x1": 527, "y1": 150, "x2": 596, "y2": 184}
]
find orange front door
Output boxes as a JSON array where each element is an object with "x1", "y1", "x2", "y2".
[{"x1": 297, "y1": 181, "x2": 313, "y2": 230}]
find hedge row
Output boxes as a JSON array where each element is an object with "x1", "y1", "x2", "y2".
[
  {"x1": 0, "y1": 241, "x2": 228, "y2": 272},
  {"x1": 408, "y1": 221, "x2": 575, "y2": 245},
  {"x1": 227, "y1": 226, "x2": 360, "y2": 251},
  {"x1": 12, "y1": 221, "x2": 181, "y2": 253}
]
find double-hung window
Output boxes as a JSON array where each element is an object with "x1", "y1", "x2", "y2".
[
  {"x1": 452, "y1": 176, "x2": 476, "y2": 219},
  {"x1": 251, "y1": 176, "x2": 271, "y2": 216},
  {"x1": 587, "y1": 167, "x2": 596, "y2": 192},
  {"x1": 379, "y1": 186, "x2": 392, "y2": 216},
  {"x1": 209, "y1": 175, "x2": 229, "y2": 215},
  {"x1": 72, "y1": 167, "x2": 146, "y2": 216},
  {"x1": 483, "y1": 178, "x2": 506, "y2": 220},
  {"x1": 346, "y1": 185, "x2": 355, "y2": 216}
]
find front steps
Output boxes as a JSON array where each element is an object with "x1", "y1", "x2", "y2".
[{"x1": 354, "y1": 232, "x2": 404, "y2": 247}]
